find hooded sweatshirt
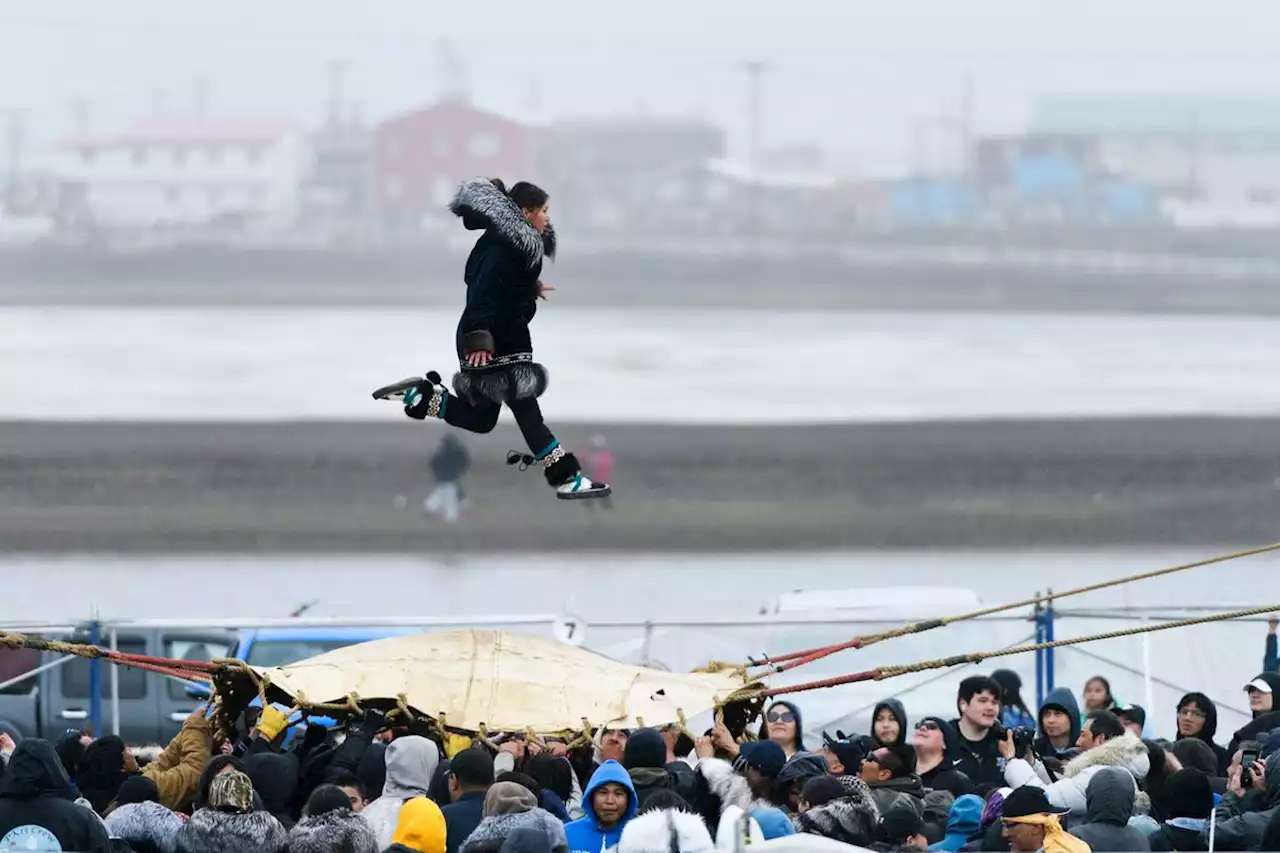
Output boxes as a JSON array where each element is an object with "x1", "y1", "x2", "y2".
[
  {"x1": 1033, "y1": 687, "x2": 1082, "y2": 761},
  {"x1": 1174, "y1": 692, "x2": 1230, "y2": 776},
  {"x1": 1248, "y1": 673, "x2": 1280, "y2": 718},
  {"x1": 389, "y1": 796, "x2": 448, "y2": 853},
  {"x1": 916, "y1": 718, "x2": 975, "y2": 799},
  {"x1": 927, "y1": 794, "x2": 983, "y2": 852},
  {"x1": 564, "y1": 760, "x2": 637, "y2": 853},
  {"x1": 363, "y1": 736, "x2": 442, "y2": 850},
  {"x1": 1071, "y1": 767, "x2": 1150, "y2": 852},
  {"x1": 0, "y1": 739, "x2": 113, "y2": 853},
  {"x1": 873, "y1": 700, "x2": 909, "y2": 749},
  {"x1": 243, "y1": 751, "x2": 300, "y2": 830},
  {"x1": 760, "y1": 701, "x2": 805, "y2": 757}
]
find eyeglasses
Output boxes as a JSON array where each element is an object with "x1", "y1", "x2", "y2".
[
  {"x1": 915, "y1": 721, "x2": 940, "y2": 732},
  {"x1": 767, "y1": 710, "x2": 796, "y2": 724},
  {"x1": 1178, "y1": 707, "x2": 1207, "y2": 719}
]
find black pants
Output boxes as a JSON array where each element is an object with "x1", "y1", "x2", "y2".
[{"x1": 444, "y1": 395, "x2": 556, "y2": 457}]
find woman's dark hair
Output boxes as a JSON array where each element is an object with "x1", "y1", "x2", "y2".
[
  {"x1": 525, "y1": 754, "x2": 573, "y2": 803},
  {"x1": 1142, "y1": 739, "x2": 1174, "y2": 822},
  {"x1": 304, "y1": 784, "x2": 353, "y2": 817},
  {"x1": 496, "y1": 770, "x2": 541, "y2": 799},
  {"x1": 489, "y1": 178, "x2": 548, "y2": 212},
  {"x1": 114, "y1": 775, "x2": 160, "y2": 808},
  {"x1": 990, "y1": 670, "x2": 1031, "y2": 718},
  {"x1": 638, "y1": 788, "x2": 691, "y2": 814},
  {"x1": 195, "y1": 755, "x2": 245, "y2": 810},
  {"x1": 76, "y1": 735, "x2": 129, "y2": 816}
]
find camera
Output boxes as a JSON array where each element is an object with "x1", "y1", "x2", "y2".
[{"x1": 993, "y1": 722, "x2": 1037, "y2": 757}]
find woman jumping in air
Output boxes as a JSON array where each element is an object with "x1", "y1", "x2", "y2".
[{"x1": 374, "y1": 177, "x2": 611, "y2": 501}]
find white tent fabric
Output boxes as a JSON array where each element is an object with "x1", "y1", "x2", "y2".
[{"x1": 254, "y1": 628, "x2": 749, "y2": 732}]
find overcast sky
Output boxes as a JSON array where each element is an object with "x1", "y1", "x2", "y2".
[{"x1": 3, "y1": 0, "x2": 1279, "y2": 174}]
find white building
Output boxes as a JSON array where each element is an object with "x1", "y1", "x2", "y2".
[{"x1": 57, "y1": 117, "x2": 312, "y2": 230}]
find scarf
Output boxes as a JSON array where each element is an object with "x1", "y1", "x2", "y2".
[{"x1": 1003, "y1": 814, "x2": 1090, "y2": 853}]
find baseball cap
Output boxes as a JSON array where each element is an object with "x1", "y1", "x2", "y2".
[
  {"x1": 738, "y1": 740, "x2": 787, "y2": 779},
  {"x1": 1245, "y1": 678, "x2": 1274, "y2": 694},
  {"x1": 881, "y1": 806, "x2": 925, "y2": 842}
]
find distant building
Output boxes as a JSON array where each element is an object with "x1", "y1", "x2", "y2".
[
  {"x1": 302, "y1": 119, "x2": 374, "y2": 225},
  {"x1": 539, "y1": 118, "x2": 727, "y2": 232},
  {"x1": 372, "y1": 99, "x2": 536, "y2": 225},
  {"x1": 57, "y1": 117, "x2": 312, "y2": 230},
  {"x1": 1029, "y1": 95, "x2": 1280, "y2": 212}
]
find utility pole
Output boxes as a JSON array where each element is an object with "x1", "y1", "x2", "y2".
[
  {"x1": 744, "y1": 60, "x2": 769, "y2": 237},
  {"x1": 436, "y1": 40, "x2": 469, "y2": 104},
  {"x1": 192, "y1": 77, "x2": 210, "y2": 116},
  {"x1": 960, "y1": 70, "x2": 975, "y2": 177},
  {"x1": 326, "y1": 61, "x2": 347, "y2": 130}
]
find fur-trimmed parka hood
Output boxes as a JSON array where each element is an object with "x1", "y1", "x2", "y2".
[
  {"x1": 693, "y1": 757, "x2": 752, "y2": 822},
  {"x1": 617, "y1": 807, "x2": 714, "y2": 853},
  {"x1": 1063, "y1": 731, "x2": 1150, "y2": 780},
  {"x1": 451, "y1": 178, "x2": 556, "y2": 267},
  {"x1": 104, "y1": 800, "x2": 184, "y2": 853},
  {"x1": 796, "y1": 778, "x2": 880, "y2": 848},
  {"x1": 175, "y1": 807, "x2": 289, "y2": 853},
  {"x1": 286, "y1": 808, "x2": 378, "y2": 853}
]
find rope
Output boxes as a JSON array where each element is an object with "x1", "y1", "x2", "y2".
[
  {"x1": 762, "y1": 602, "x2": 1280, "y2": 697},
  {"x1": 0, "y1": 629, "x2": 214, "y2": 683},
  {"x1": 751, "y1": 541, "x2": 1280, "y2": 673}
]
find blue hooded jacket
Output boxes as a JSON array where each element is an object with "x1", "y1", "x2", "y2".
[
  {"x1": 928, "y1": 794, "x2": 984, "y2": 852},
  {"x1": 564, "y1": 760, "x2": 637, "y2": 853}
]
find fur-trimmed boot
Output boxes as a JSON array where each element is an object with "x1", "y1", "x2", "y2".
[
  {"x1": 371, "y1": 371, "x2": 448, "y2": 420},
  {"x1": 508, "y1": 442, "x2": 612, "y2": 500}
]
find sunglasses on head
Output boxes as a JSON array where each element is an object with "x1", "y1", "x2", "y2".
[
  {"x1": 767, "y1": 710, "x2": 796, "y2": 724},
  {"x1": 915, "y1": 720, "x2": 940, "y2": 732}
]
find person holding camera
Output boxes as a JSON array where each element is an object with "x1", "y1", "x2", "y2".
[{"x1": 1000, "y1": 710, "x2": 1150, "y2": 818}]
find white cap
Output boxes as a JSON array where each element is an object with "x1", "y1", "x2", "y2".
[{"x1": 1244, "y1": 678, "x2": 1273, "y2": 694}]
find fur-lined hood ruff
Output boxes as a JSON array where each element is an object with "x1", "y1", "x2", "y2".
[
  {"x1": 104, "y1": 801, "x2": 184, "y2": 853},
  {"x1": 450, "y1": 178, "x2": 556, "y2": 266},
  {"x1": 617, "y1": 808, "x2": 714, "y2": 853},
  {"x1": 796, "y1": 778, "x2": 880, "y2": 847},
  {"x1": 286, "y1": 809, "x2": 378, "y2": 853},
  {"x1": 696, "y1": 757, "x2": 752, "y2": 817},
  {"x1": 460, "y1": 808, "x2": 567, "y2": 853},
  {"x1": 175, "y1": 807, "x2": 288, "y2": 853},
  {"x1": 1064, "y1": 732, "x2": 1150, "y2": 780}
]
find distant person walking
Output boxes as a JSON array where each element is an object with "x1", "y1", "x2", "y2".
[
  {"x1": 424, "y1": 435, "x2": 471, "y2": 524},
  {"x1": 581, "y1": 436, "x2": 615, "y2": 510}
]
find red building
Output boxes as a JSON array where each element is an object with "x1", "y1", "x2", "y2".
[{"x1": 373, "y1": 99, "x2": 536, "y2": 221}]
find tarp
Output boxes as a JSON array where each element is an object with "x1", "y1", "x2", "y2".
[{"x1": 253, "y1": 629, "x2": 750, "y2": 733}]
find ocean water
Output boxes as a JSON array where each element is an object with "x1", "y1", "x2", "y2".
[{"x1": 4, "y1": 307, "x2": 1280, "y2": 422}]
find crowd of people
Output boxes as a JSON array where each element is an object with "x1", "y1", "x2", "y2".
[{"x1": 0, "y1": 618, "x2": 1277, "y2": 853}]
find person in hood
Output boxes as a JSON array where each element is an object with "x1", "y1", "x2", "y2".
[
  {"x1": 758, "y1": 702, "x2": 804, "y2": 758},
  {"x1": 564, "y1": 761, "x2": 636, "y2": 853},
  {"x1": 928, "y1": 794, "x2": 983, "y2": 852},
  {"x1": 0, "y1": 738, "x2": 112, "y2": 853},
  {"x1": 458, "y1": 782, "x2": 566, "y2": 853},
  {"x1": 389, "y1": 178, "x2": 610, "y2": 502},
  {"x1": 796, "y1": 775, "x2": 880, "y2": 847},
  {"x1": 389, "y1": 797, "x2": 448, "y2": 853},
  {"x1": 860, "y1": 746, "x2": 927, "y2": 818},
  {"x1": 1207, "y1": 748, "x2": 1280, "y2": 850},
  {"x1": 913, "y1": 719, "x2": 974, "y2": 798},
  {"x1": 1244, "y1": 673, "x2": 1280, "y2": 718},
  {"x1": 773, "y1": 752, "x2": 828, "y2": 813},
  {"x1": 1175, "y1": 692, "x2": 1230, "y2": 775},
  {"x1": 991, "y1": 671, "x2": 1037, "y2": 731},
  {"x1": 76, "y1": 734, "x2": 138, "y2": 816},
  {"x1": 621, "y1": 729, "x2": 680, "y2": 813},
  {"x1": 1034, "y1": 687, "x2": 1082, "y2": 762},
  {"x1": 951, "y1": 677, "x2": 1005, "y2": 789},
  {"x1": 243, "y1": 750, "x2": 300, "y2": 830},
  {"x1": 1070, "y1": 767, "x2": 1150, "y2": 851},
  {"x1": 176, "y1": 769, "x2": 288, "y2": 853},
  {"x1": 286, "y1": 784, "x2": 378, "y2": 853},
  {"x1": 1001, "y1": 711, "x2": 1150, "y2": 817},
  {"x1": 363, "y1": 736, "x2": 441, "y2": 849},
  {"x1": 874, "y1": 700, "x2": 910, "y2": 749},
  {"x1": 616, "y1": 806, "x2": 711, "y2": 853},
  {"x1": 105, "y1": 775, "x2": 185, "y2": 853},
  {"x1": 1147, "y1": 769, "x2": 1213, "y2": 852}
]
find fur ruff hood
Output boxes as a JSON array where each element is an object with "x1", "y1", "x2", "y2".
[
  {"x1": 175, "y1": 807, "x2": 288, "y2": 853},
  {"x1": 1063, "y1": 732, "x2": 1150, "y2": 779},
  {"x1": 451, "y1": 178, "x2": 556, "y2": 267},
  {"x1": 796, "y1": 779, "x2": 880, "y2": 847},
  {"x1": 617, "y1": 807, "x2": 714, "y2": 853},
  {"x1": 696, "y1": 757, "x2": 752, "y2": 817},
  {"x1": 460, "y1": 807, "x2": 567, "y2": 853},
  {"x1": 104, "y1": 800, "x2": 184, "y2": 853},
  {"x1": 286, "y1": 809, "x2": 378, "y2": 853}
]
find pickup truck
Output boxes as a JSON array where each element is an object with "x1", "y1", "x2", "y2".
[{"x1": 0, "y1": 626, "x2": 235, "y2": 746}]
